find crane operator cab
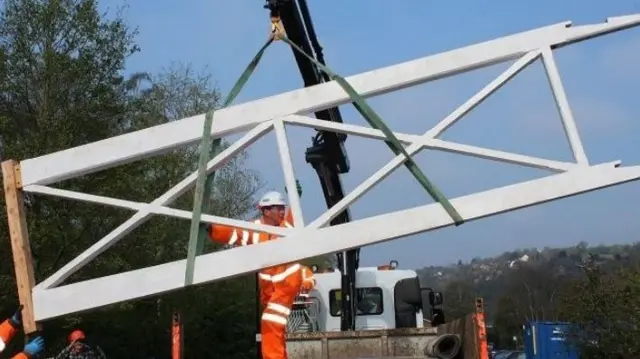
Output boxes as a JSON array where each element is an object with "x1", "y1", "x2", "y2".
[{"x1": 286, "y1": 261, "x2": 445, "y2": 333}]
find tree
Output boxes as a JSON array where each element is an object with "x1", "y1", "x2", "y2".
[
  {"x1": 493, "y1": 264, "x2": 570, "y2": 349},
  {"x1": 442, "y1": 280, "x2": 476, "y2": 320},
  {"x1": 126, "y1": 64, "x2": 263, "y2": 358},
  {"x1": 558, "y1": 263, "x2": 640, "y2": 359},
  {"x1": 0, "y1": 1, "x2": 262, "y2": 357}
]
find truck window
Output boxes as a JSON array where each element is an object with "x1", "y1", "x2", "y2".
[{"x1": 329, "y1": 287, "x2": 384, "y2": 316}]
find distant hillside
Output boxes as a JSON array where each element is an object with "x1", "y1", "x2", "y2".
[{"x1": 416, "y1": 242, "x2": 640, "y2": 318}]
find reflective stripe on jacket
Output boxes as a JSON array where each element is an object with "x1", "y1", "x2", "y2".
[{"x1": 207, "y1": 209, "x2": 300, "y2": 300}]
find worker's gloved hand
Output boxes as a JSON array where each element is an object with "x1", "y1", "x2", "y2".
[
  {"x1": 300, "y1": 280, "x2": 314, "y2": 293},
  {"x1": 10, "y1": 306, "x2": 22, "y2": 326},
  {"x1": 24, "y1": 336, "x2": 45, "y2": 356}
]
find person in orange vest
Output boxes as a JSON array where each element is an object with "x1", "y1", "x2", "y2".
[
  {"x1": 0, "y1": 306, "x2": 45, "y2": 359},
  {"x1": 207, "y1": 190, "x2": 316, "y2": 359}
]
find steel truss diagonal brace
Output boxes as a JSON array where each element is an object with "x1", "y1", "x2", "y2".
[
  {"x1": 32, "y1": 162, "x2": 640, "y2": 321},
  {"x1": 34, "y1": 122, "x2": 278, "y2": 290},
  {"x1": 296, "y1": 49, "x2": 547, "y2": 229},
  {"x1": 17, "y1": 15, "x2": 640, "y2": 187}
]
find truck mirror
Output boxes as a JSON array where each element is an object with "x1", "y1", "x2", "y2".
[{"x1": 429, "y1": 291, "x2": 443, "y2": 306}]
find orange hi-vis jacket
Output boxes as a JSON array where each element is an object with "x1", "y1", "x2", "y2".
[
  {"x1": 0, "y1": 318, "x2": 29, "y2": 359},
  {"x1": 208, "y1": 210, "x2": 317, "y2": 359},
  {"x1": 207, "y1": 210, "x2": 301, "y2": 306}
]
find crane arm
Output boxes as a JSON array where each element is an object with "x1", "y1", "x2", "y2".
[{"x1": 263, "y1": 0, "x2": 359, "y2": 331}]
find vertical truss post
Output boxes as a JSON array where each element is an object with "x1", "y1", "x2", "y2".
[
  {"x1": 1, "y1": 160, "x2": 40, "y2": 334},
  {"x1": 274, "y1": 119, "x2": 304, "y2": 227},
  {"x1": 541, "y1": 47, "x2": 589, "y2": 165}
]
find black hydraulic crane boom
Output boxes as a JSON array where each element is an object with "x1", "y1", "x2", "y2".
[{"x1": 263, "y1": 0, "x2": 359, "y2": 332}]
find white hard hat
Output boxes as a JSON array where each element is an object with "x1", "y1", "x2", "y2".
[{"x1": 258, "y1": 191, "x2": 287, "y2": 207}]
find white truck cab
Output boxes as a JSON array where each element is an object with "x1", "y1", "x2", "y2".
[
  {"x1": 289, "y1": 262, "x2": 444, "y2": 333},
  {"x1": 284, "y1": 263, "x2": 466, "y2": 359}
]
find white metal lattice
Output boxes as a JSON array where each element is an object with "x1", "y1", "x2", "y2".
[{"x1": 14, "y1": 14, "x2": 640, "y2": 321}]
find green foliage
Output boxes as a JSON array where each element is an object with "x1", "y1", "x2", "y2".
[
  {"x1": 420, "y1": 243, "x2": 640, "y2": 353},
  {"x1": 442, "y1": 280, "x2": 476, "y2": 320},
  {"x1": 559, "y1": 264, "x2": 640, "y2": 359},
  {"x1": 0, "y1": 0, "x2": 263, "y2": 357}
]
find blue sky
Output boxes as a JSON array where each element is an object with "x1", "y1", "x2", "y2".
[{"x1": 103, "y1": 0, "x2": 640, "y2": 269}]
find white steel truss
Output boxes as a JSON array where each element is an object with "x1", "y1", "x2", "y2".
[{"x1": 8, "y1": 14, "x2": 640, "y2": 321}]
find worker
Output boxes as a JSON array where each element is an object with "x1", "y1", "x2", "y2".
[
  {"x1": 0, "y1": 306, "x2": 45, "y2": 359},
  {"x1": 207, "y1": 190, "x2": 316, "y2": 359},
  {"x1": 56, "y1": 329, "x2": 106, "y2": 359}
]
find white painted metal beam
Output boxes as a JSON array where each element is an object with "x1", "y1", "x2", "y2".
[
  {"x1": 32, "y1": 162, "x2": 640, "y2": 320},
  {"x1": 284, "y1": 115, "x2": 578, "y2": 173},
  {"x1": 22, "y1": 185, "x2": 291, "y2": 236},
  {"x1": 18, "y1": 15, "x2": 640, "y2": 187}
]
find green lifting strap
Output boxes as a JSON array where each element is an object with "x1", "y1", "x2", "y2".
[
  {"x1": 185, "y1": 38, "x2": 275, "y2": 286},
  {"x1": 281, "y1": 37, "x2": 464, "y2": 226},
  {"x1": 195, "y1": 141, "x2": 223, "y2": 256}
]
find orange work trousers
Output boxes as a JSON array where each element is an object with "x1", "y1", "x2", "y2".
[
  {"x1": 260, "y1": 266, "x2": 303, "y2": 359},
  {"x1": 259, "y1": 280, "x2": 274, "y2": 310}
]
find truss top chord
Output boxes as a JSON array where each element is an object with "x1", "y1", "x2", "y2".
[{"x1": 16, "y1": 14, "x2": 640, "y2": 187}]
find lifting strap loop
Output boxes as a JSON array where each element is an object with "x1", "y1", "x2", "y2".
[
  {"x1": 185, "y1": 38, "x2": 275, "y2": 286},
  {"x1": 280, "y1": 36, "x2": 464, "y2": 226}
]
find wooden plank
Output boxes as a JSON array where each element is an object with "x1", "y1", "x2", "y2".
[{"x1": 2, "y1": 160, "x2": 40, "y2": 334}]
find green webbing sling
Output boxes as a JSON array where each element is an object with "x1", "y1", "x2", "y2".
[
  {"x1": 186, "y1": 28, "x2": 464, "y2": 285},
  {"x1": 280, "y1": 37, "x2": 464, "y2": 226},
  {"x1": 185, "y1": 38, "x2": 275, "y2": 285}
]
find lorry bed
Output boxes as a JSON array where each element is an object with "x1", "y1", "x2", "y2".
[
  {"x1": 286, "y1": 309, "x2": 485, "y2": 359},
  {"x1": 286, "y1": 327, "x2": 441, "y2": 359}
]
